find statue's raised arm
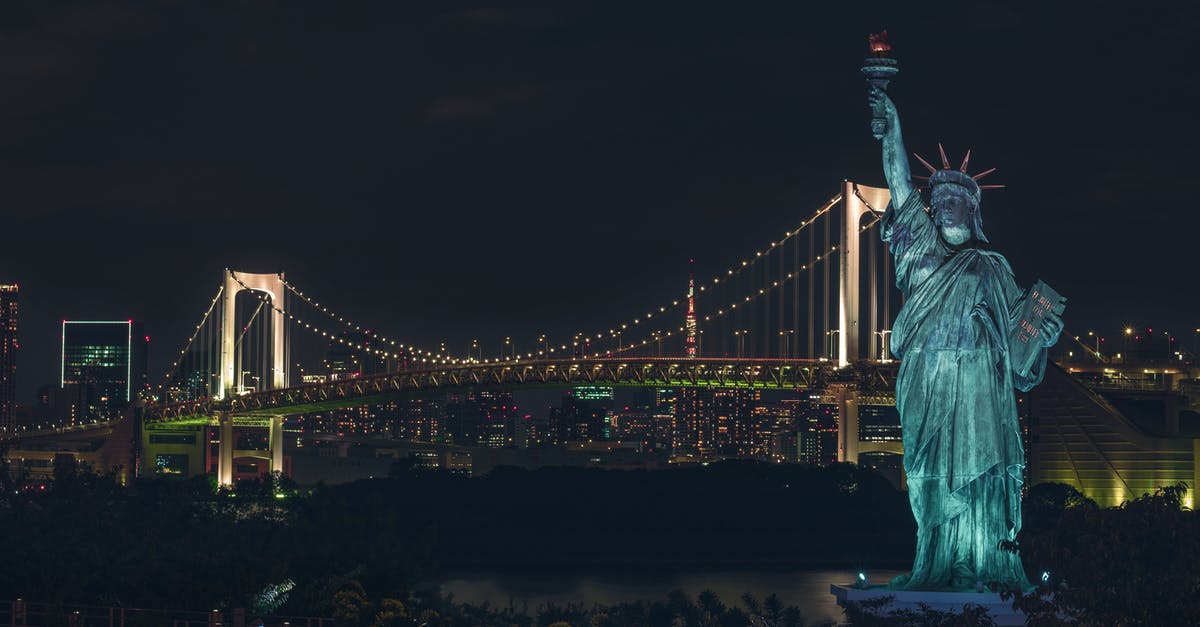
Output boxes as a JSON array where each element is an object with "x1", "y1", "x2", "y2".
[{"x1": 869, "y1": 87, "x2": 916, "y2": 207}]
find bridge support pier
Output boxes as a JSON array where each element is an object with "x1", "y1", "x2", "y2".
[
  {"x1": 218, "y1": 411, "x2": 233, "y2": 487},
  {"x1": 834, "y1": 384, "x2": 860, "y2": 464},
  {"x1": 270, "y1": 415, "x2": 283, "y2": 474}
]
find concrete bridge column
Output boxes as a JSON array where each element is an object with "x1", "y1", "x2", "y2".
[
  {"x1": 834, "y1": 384, "x2": 860, "y2": 464},
  {"x1": 269, "y1": 415, "x2": 283, "y2": 475},
  {"x1": 218, "y1": 411, "x2": 233, "y2": 487},
  {"x1": 839, "y1": 182, "x2": 890, "y2": 368},
  {"x1": 1194, "y1": 440, "x2": 1200, "y2": 510}
]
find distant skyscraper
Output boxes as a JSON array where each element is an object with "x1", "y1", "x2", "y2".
[
  {"x1": 714, "y1": 388, "x2": 758, "y2": 457},
  {"x1": 61, "y1": 320, "x2": 148, "y2": 419},
  {"x1": 858, "y1": 402, "x2": 903, "y2": 485},
  {"x1": 796, "y1": 393, "x2": 839, "y2": 466},
  {"x1": 675, "y1": 388, "x2": 713, "y2": 457},
  {"x1": 561, "y1": 386, "x2": 614, "y2": 441},
  {"x1": 444, "y1": 391, "x2": 520, "y2": 448},
  {"x1": 0, "y1": 284, "x2": 16, "y2": 433},
  {"x1": 399, "y1": 398, "x2": 442, "y2": 441}
]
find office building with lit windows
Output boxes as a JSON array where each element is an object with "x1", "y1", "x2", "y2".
[{"x1": 61, "y1": 320, "x2": 148, "y2": 418}]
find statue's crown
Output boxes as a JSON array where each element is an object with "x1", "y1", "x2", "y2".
[{"x1": 912, "y1": 144, "x2": 1004, "y2": 200}]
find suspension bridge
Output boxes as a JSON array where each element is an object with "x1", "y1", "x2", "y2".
[{"x1": 136, "y1": 181, "x2": 899, "y2": 483}]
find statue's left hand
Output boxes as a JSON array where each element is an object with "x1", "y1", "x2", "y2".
[{"x1": 1040, "y1": 312, "x2": 1064, "y2": 347}]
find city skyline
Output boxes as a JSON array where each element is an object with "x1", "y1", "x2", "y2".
[
  {"x1": 2, "y1": 4, "x2": 1198, "y2": 623},
  {"x1": 2, "y1": 3, "x2": 1198, "y2": 404}
]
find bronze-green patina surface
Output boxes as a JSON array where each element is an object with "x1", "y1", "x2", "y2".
[{"x1": 869, "y1": 83, "x2": 1063, "y2": 591}]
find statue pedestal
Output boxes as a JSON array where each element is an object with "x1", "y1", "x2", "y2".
[{"x1": 830, "y1": 584, "x2": 1026, "y2": 626}]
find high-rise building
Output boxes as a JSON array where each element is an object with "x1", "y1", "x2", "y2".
[
  {"x1": 714, "y1": 388, "x2": 758, "y2": 457},
  {"x1": 399, "y1": 398, "x2": 442, "y2": 441},
  {"x1": 61, "y1": 320, "x2": 148, "y2": 420},
  {"x1": 858, "y1": 403, "x2": 901, "y2": 442},
  {"x1": 858, "y1": 402, "x2": 903, "y2": 485},
  {"x1": 558, "y1": 386, "x2": 614, "y2": 441},
  {"x1": 445, "y1": 391, "x2": 520, "y2": 448},
  {"x1": 0, "y1": 285, "x2": 16, "y2": 433},
  {"x1": 675, "y1": 388, "x2": 713, "y2": 457},
  {"x1": 796, "y1": 393, "x2": 839, "y2": 466}
]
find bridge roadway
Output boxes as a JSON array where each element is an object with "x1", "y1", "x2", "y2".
[{"x1": 147, "y1": 356, "x2": 900, "y2": 422}]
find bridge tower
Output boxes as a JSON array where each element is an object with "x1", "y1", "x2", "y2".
[
  {"x1": 218, "y1": 270, "x2": 287, "y2": 401},
  {"x1": 838, "y1": 182, "x2": 891, "y2": 367},
  {"x1": 835, "y1": 182, "x2": 892, "y2": 464}
]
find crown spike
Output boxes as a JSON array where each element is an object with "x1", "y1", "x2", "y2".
[
  {"x1": 938, "y1": 143, "x2": 951, "y2": 169},
  {"x1": 979, "y1": 184, "x2": 1005, "y2": 189},
  {"x1": 972, "y1": 167, "x2": 997, "y2": 181},
  {"x1": 912, "y1": 175, "x2": 930, "y2": 181},
  {"x1": 959, "y1": 149, "x2": 972, "y2": 172},
  {"x1": 913, "y1": 152, "x2": 938, "y2": 174}
]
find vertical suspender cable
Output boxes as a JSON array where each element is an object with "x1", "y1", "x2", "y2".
[
  {"x1": 792, "y1": 225, "x2": 799, "y2": 360},
  {"x1": 883, "y1": 242, "x2": 891, "y2": 339},
  {"x1": 779, "y1": 235, "x2": 785, "y2": 358},
  {"x1": 868, "y1": 227, "x2": 877, "y2": 360},
  {"x1": 822, "y1": 209, "x2": 830, "y2": 358},
  {"x1": 808, "y1": 218, "x2": 815, "y2": 358},
  {"x1": 763, "y1": 247, "x2": 769, "y2": 357}
]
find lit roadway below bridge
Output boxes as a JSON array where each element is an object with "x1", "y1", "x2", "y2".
[{"x1": 146, "y1": 356, "x2": 901, "y2": 422}]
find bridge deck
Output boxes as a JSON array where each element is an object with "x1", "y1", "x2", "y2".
[{"x1": 147, "y1": 357, "x2": 896, "y2": 422}]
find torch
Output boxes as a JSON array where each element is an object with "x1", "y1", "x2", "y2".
[{"x1": 862, "y1": 31, "x2": 899, "y2": 139}]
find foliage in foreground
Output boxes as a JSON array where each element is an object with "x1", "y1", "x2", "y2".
[
  {"x1": 841, "y1": 596, "x2": 995, "y2": 627},
  {"x1": 1005, "y1": 482, "x2": 1200, "y2": 626},
  {"x1": 327, "y1": 586, "x2": 1003, "y2": 627},
  {"x1": 0, "y1": 459, "x2": 909, "y2": 616}
]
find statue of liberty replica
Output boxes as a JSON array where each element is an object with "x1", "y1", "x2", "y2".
[{"x1": 864, "y1": 32, "x2": 1065, "y2": 591}]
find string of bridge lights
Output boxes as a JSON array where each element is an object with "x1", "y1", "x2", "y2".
[
  {"x1": 565, "y1": 193, "x2": 843, "y2": 352},
  {"x1": 278, "y1": 277, "x2": 461, "y2": 363},
  {"x1": 461, "y1": 193, "x2": 845, "y2": 361},
  {"x1": 603, "y1": 211, "x2": 885, "y2": 356},
  {"x1": 263, "y1": 194, "x2": 845, "y2": 365},
  {"x1": 217, "y1": 194, "x2": 854, "y2": 369},
  {"x1": 163, "y1": 204, "x2": 881, "y2": 396},
  {"x1": 157, "y1": 286, "x2": 225, "y2": 392},
  {"x1": 229, "y1": 273, "x2": 465, "y2": 366}
]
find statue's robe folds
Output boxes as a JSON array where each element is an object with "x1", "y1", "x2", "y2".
[{"x1": 882, "y1": 190, "x2": 1041, "y2": 591}]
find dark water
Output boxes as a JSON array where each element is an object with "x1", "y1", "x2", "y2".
[{"x1": 433, "y1": 568, "x2": 907, "y2": 625}]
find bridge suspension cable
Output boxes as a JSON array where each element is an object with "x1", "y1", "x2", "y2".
[
  {"x1": 565, "y1": 193, "x2": 843, "y2": 352},
  {"x1": 162, "y1": 189, "x2": 882, "y2": 385},
  {"x1": 279, "y1": 277, "x2": 462, "y2": 364},
  {"x1": 156, "y1": 285, "x2": 224, "y2": 394},
  {"x1": 255, "y1": 193, "x2": 850, "y2": 367},
  {"x1": 229, "y1": 272, "x2": 467, "y2": 366},
  {"x1": 604, "y1": 208, "x2": 885, "y2": 358}
]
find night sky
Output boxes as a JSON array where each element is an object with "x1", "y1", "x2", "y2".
[{"x1": 3, "y1": 1, "x2": 1197, "y2": 405}]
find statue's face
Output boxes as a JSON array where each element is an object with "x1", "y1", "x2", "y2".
[{"x1": 932, "y1": 187, "x2": 975, "y2": 246}]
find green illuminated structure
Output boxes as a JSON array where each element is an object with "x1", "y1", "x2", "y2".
[{"x1": 868, "y1": 60, "x2": 1065, "y2": 589}]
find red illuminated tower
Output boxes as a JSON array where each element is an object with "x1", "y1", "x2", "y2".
[
  {"x1": 686, "y1": 259, "x2": 697, "y2": 358},
  {"x1": 0, "y1": 284, "x2": 15, "y2": 433}
]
